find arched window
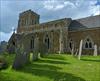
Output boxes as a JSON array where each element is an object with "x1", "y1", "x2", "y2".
[
  {"x1": 44, "y1": 34, "x2": 50, "y2": 49},
  {"x1": 30, "y1": 37, "x2": 34, "y2": 49},
  {"x1": 69, "y1": 39, "x2": 73, "y2": 50},
  {"x1": 84, "y1": 37, "x2": 93, "y2": 49},
  {"x1": 85, "y1": 42, "x2": 88, "y2": 48},
  {"x1": 12, "y1": 41, "x2": 15, "y2": 46},
  {"x1": 69, "y1": 42, "x2": 72, "y2": 49}
]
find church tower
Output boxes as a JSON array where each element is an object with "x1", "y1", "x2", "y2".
[{"x1": 17, "y1": 9, "x2": 40, "y2": 33}]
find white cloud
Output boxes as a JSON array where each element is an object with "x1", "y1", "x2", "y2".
[
  {"x1": 64, "y1": 1, "x2": 76, "y2": 8},
  {"x1": 1, "y1": 0, "x2": 100, "y2": 42},
  {"x1": 43, "y1": 0, "x2": 75, "y2": 10},
  {"x1": 43, "y1": 0, "x2": 100, "y2": 16},
  {"x1": 89, "y1": 5, "x2": 100, "y2": 15},
  {"x1": 0, "y1": 31, "x2": 13, "y2": 42}
]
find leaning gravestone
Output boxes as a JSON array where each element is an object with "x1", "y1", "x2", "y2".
[
  {"x1": 93, "y1": 44, "x2": 98, "y2": 56},
  {"x1": 75, "y1": 49, "x2": 78, "y2": 56},
  {"x1": 78, "y1": 40, "x2": 83, "y2": 60}
]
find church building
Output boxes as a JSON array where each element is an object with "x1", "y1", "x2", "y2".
[{"x1": 8, "y1": 10, "x2": 100, "y2": 55}]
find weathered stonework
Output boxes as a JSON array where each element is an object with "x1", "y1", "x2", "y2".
[
  {"x1": 8, "y1": 10, "x2": 100, "y2": 55},
  {"x1": 68, "y1": 28, "x2": 100, "y2": 55}
]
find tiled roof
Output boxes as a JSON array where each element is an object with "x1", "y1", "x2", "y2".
[{"x1": 69, "y1": 15, "x2": 100, "y2": 30}]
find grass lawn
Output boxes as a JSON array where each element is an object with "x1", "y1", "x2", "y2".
[{"x1": 0, "y1": 54, "x2": 100, "y2": 81}]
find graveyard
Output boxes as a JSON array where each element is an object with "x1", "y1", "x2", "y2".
[
  {"x1": 0, "y1": 53, "x2": 100, "y2": 81},
  {"x1": 1, "y1": 0, "x2": 100, "y2": 81}
]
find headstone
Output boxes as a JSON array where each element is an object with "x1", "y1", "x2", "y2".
[
  {"x1": 75, "y1": 49, "x2": 78, "y2": 56},
  {"x1": 59, "y1": 29, "x2": 63, "y2": 54},
  {"x1": 71, "y1": 44, "x2": 74, "y2": 55},
  {"x1": 12, "y1": 53, "x2": 23, "y2": 69},
  {"x1": 12, "y1": 44, "x2": 29, "y2": 69},
  {"x1": 78, "y1": 40, "x2": 83, "y2": 60},
  {"x1": 32, "y1": 37, "x2": 39, "y2": 61},
  {"x1": 93, "y1": 44, "x2": 98, "y2": 56},
  {"x1": 12, "y1": 51, "x2": 29, "y2": 69},
  {"x1": 32, "y1": 52, "x2": 39, "y2": 61}
]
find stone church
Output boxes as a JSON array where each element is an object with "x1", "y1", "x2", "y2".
[{"x1": 8, "y1": 10, "x2": 100, "y2": 55}]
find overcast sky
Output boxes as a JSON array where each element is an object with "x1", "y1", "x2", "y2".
[{"x1": 0, "y1": 0, "x2": 100, "y2": 42}]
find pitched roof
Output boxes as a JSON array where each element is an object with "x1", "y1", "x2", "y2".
[{"x1": 69, "y1": 15, "x2": 100, "y2": 30}]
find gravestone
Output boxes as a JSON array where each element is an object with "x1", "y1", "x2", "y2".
[
  {"x1": 75, "y1": 49, "x2": 78, "y2": 56},
  {"x1": 71, "y1": 48, "x2": 74, "y2": 55},
  {"x1": 12, "y1": 44, "x2": 29, "y2": 69},
  {"x1": 71, "y1": 44, "x2": 74, "y2": 55},
  {"x1": 12, "y1": 51, "x2": 29, "y2": 69},
  {"x1": 78, "y1": 40, "x2": 83, "y2": 60},
  {"x1": 93, "y1": 44, "x2": 97, "y2": 56},
  {"x1": 59, "y1": 29, "x2": 63, "y2": 54},
  {"x1": 32, "y1": 52, "x2": 39, "y2": 61},
  {"x1": 12, "y1": 53, "x2": 23, "y2": 69},
  {"x1": 32, "y1": 37, "x2": 39, "y2": 61}
]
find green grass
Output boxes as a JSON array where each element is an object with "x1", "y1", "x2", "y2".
[{"x1": 0, "y1": 54, "x2": 100, "y2": 81}]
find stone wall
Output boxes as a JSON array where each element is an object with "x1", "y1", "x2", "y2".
[
  {"x1": 19, "y1": 27, "x2": 68, "y2": 54},
  {"x1": 68, "y1": 28, "x2": 100, "y2": 55}
]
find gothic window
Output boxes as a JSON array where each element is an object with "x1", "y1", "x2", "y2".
[
  {"x1": 69, "y1": 39, "x2": 73, "y2": 50},
  {"x1": 44, "y1": 34, "x2": 50, "y2": 49},
  {"x1": 84, "y1": 37, "x2": 93, "y2": 49},
  {"x1": 32, "y1": 20, "x2": 34, "y2": 25},
  {"x1": 12, "y1": 41, "x2": 15, "y2": 46},
  {"x1": 26, "y1": 19, "x2": 28, "y2": 25},
  {"x1": 30, "y1": 37, "x2": 34, "y2": 49},
  {"x1": 89, "y1": 42, "x2": 92, "y2": 48},
  {"x1": 69, "y1": 42, "x2": 72, "y2": 49},
  {"x1": 47, "y1": 38, "x2": 50, "y2": 49},
  {"x1": 85, "y1": 42, "x2": 88, "y2": 48}
]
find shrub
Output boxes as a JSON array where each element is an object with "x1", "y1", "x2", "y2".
[{"x1": 0, "y1": 56, "x2": 8, "y2": 70}]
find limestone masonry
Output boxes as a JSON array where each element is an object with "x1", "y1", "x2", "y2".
[{"x1": 8, "y1": 9, "x2": 100, "y2": 55}]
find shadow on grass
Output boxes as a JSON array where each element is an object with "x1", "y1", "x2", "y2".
[
  {"x1": 42, "y1": 54, "x2": 67, "y2": 61},
  {"x1": 17, "y1": 58, "x2": 85, "y2": 81},
  {"x1": 0, "y1": 57, "x2": 86, "y2": 81},
  {"x1": 25, "y1": 63, "x2": 62, "y2": 71},
  {"x1": 81, "y1": 59, "x2": 100, "y2": 62},
  {"x1": 37, "y1": 59, "x2": 70, "y2": 64},
  {"x1": 18, "y1": 63, "x2": 85, "y2": 81}
]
